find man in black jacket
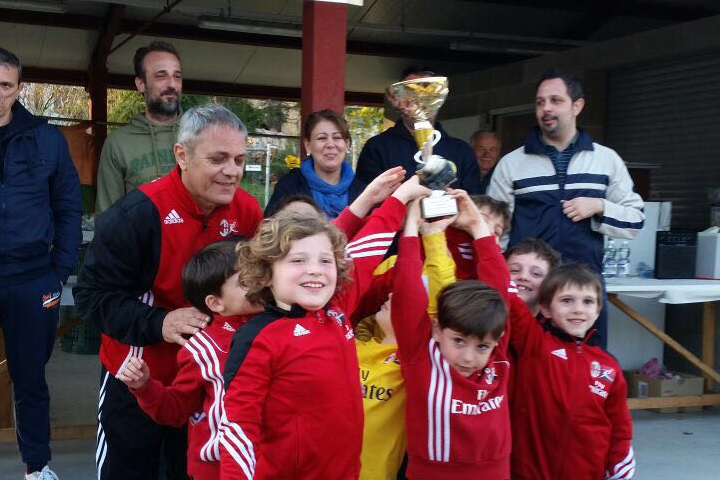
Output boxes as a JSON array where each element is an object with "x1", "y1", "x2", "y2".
[{"x1": 356, "y1": 67, "x2": 481, "y2": 194}]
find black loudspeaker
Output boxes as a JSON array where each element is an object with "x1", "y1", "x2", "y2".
[{"x1": 654, "y1": 231, "x2": 697, "y2": 279}]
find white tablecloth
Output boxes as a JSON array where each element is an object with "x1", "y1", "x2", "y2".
[{"x1": 606, "y1": 277, "x2": 720, "y2": 304}]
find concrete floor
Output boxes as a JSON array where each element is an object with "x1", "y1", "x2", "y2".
[{"x1": 1, "y1": 342, "x2": 719, "y2": 479}]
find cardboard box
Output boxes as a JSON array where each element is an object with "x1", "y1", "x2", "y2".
[{"x1": 624, "y1": 370, "x2": 704, "y2": 413}]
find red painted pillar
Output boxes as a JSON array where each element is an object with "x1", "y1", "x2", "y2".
[{"x1": 301, "y1": 0, "x2": 348, "y2": 142}]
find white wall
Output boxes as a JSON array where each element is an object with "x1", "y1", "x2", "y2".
[{"x1": 439, "y1": 115, "x2": 481, "y2": 145}]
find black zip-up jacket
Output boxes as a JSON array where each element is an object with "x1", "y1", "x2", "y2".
[{"x1": 356, "y1": 122, "x2": 481, "y2": 194}]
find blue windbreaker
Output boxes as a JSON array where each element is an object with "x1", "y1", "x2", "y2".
[{"x1": 0, "y1": 102, "x2": 81, "y2": 283}]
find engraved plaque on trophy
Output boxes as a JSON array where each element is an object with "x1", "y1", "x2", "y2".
[{"x1": 388, "y1": 76, "x2": 458, "y2": 218}]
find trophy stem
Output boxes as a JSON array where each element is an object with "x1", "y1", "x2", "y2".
[{"x1": 414, "y1": 129, "x2": 441, "y2": 164}]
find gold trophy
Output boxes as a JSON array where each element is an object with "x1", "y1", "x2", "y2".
[{"x1": 388, "y1": 76, "x2": 458, "y2": 219}]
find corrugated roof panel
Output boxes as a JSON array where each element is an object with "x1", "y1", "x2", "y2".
[{"x1": 606, "y1": 52, "x2": 720, "y2": 229}]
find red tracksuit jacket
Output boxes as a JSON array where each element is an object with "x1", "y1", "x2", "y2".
[
  {"x1": 220, "y1": 197, "x2": 406, "y2": 480},
  {"x1": 508, "y1": 290, "x2": 635, "y2": 479},
  {"x1": 446, "y1": 226, "x2": 477, "y2": 280},
  {"x1": 349, "y1": 226, "x2": 480, "y2": 325},
  {"x1": 392, "y1": 235, "x2": 513, "y2": 480},
  {"x1": 130, "y1": 315, "x2": 247, "y2": 480},
  {"x1": 77, "y1": 167, "x2": 262, "y2": 385}
]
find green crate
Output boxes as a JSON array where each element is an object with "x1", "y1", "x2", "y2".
[
  {"x1": 80, "y1": 185, "x2": 96, "y2": 214},
  {"x1": 61, "y1": 319, "x2": 100, "y2": 355},
  {"x1": 70, "y1": 242, "x2": 90, "y2": 277}
]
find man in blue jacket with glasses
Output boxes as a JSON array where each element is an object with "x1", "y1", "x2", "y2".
[{"x1": 0, "y1": 46, "x2": 81, "y2": 480}]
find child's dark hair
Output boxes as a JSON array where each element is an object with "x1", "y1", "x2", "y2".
[
  {"x1": 505, "y1": 237, "x2": 562, "y2": 269},
  {"x1": 538, "y1": 263, "x2": 602, "y2": 309},
  {"x1": 266, "y1": 194, "x2": 322, "y2": 218},
  {"x1": 470, "y1": 195, "x2": 511, "y2": 234},
  {"x1": 437, "y1": 280, "x2": 507, "y2": 340},
  {"x1": 181, "y1": 239, "x2": 243, "y2": 316}
]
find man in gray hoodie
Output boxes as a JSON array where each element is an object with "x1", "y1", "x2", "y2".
[{"x1": 95, "y1": 41, "x2": 182, "y2": 213}]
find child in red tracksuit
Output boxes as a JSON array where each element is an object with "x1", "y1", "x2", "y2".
[
  {"x1": 503, "y1": 263, "x2": 635, "y2": 480},
  {"x1": 445, "y1": 194, "x2": 510, "y2": 280},
  {"x1": 391, "y1": 191, "x2": 515, "y2": 480},
  {"x1": 504, "y1": 237, "x2": 562, "y2": 318},
  {"x1": 117, "y1": 240, "x2": 262, "y2": 480},
  {"x1": 220, "y1": 177, "x2": 430, "y2": 480}
]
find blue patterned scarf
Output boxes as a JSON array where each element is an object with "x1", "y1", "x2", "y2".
[{"x1": 300, "y1": 157, "x2": 354, "y2": 218}]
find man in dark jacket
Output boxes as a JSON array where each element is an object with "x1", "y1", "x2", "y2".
[
  {"x1": 488, "y1": 68, "x2": 644, "y2": 348},
  {"x1": 356, "y1": 67, "x2": 481, "y2": 194},
  {"x1": 0, "y1": 47, "x2": 82, "y2": 480}
]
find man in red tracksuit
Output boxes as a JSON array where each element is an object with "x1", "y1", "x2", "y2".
[
  {"x1": 391, "y1": 193, "x2": 515, "y2": 480},
  {"x1": 74, "y1": 104, "x2": 263, "y2": 480}
]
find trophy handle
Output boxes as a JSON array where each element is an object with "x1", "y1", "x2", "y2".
[{"x1": 414, "y1": 130, "x2": 442, "y2": 164}]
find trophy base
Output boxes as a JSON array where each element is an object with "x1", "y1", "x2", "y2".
[{"x1": 421, "y1": 192, "x2": 458, "y2": 219}]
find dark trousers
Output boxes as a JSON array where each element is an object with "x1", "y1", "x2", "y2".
[
  {"x1": 597, "y1": 277, "x2": 609, "y2": 350},
  {"x1": 97, "y1": 367, "x2": 189, "y2": 480},
  {"x1": 0, "y1": 272, "x2": 61, "y2": 468}
]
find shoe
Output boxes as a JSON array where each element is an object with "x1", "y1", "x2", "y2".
[{"x1": 25, "y1": 466, "x2": 59, "y2": 480}]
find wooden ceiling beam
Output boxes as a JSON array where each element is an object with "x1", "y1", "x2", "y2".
[
  {"x1": 0, "y1": 8, "x2": 98, "y2": 29},
  {"x1": 467, "y1": 0, "x2": 717, "y2": 21},
  {"x1": 89, "y1": 4, "x2": 126, "y2": 155},
  {"x1": 559, "y1": 1, "x2": 615, "y2": 40},
  {"x1": 91, "y1": 4, "x2": 126, "y2": 70},
  {"x1": 22, "y1": 67, "x2": 87, "y2": 85},
  {"x1": 19, "y1": 68, "x2": 384, "y2": 105}
]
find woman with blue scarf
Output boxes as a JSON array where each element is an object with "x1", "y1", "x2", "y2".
[{"x1": 265, "y1": 109, "x2": 366, "y2": 218}]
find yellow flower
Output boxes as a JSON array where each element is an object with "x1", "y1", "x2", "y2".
[{"x1": 284, "y1": 154, "x2": 301, "y2": 169}]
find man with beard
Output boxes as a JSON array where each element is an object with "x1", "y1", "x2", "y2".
[
  {"x1": 487, "y1": 68, "x2": 644, "y2": 348},
  {"x1": 95, "y1": 41, "x2": 183, "y2": 213}
]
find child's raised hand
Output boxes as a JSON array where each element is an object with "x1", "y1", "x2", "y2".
[
  {"x1": 403, "y1": 198, "x2": 423, "y2": 237},
  {"x1": 362, "y1": 166, "x2": 406, "y2": 204},
  {"x1": 391, "y1": 175, "x2": 432, "y2": 204},
  {"x1": 419, "y1": 211, "x2": 458, "y2": 236},
  {"x1": 448, "y1": 189, "x2": 491, "y2": 239},
  {"x1": 349, "y1": 166, "x2": 406, "y2": 218},
  {"x1": 118, "y1": 356, "x2": 150, "y2": 390}
]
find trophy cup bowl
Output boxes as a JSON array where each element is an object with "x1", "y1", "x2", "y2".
[{"x1": 388, "y1": 76, "x2": 458, "y2": 218}]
